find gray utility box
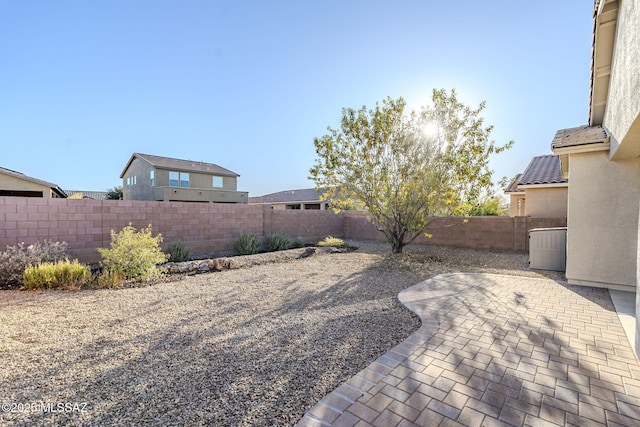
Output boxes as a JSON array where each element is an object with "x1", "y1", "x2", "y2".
[{"x1": 529, "y1": 227, "x2": 567, "y2": 271}]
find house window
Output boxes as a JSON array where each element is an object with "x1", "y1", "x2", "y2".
[
  {"x1": 212, "y1": 176, "x2": 223, "y2": 188},
  {"x1": 126, "y1": 177, "x2": 131, "y2": 190},
  {"x1": 180, "y1": 173, "x2": 189, "y2": 188},
  {"x1": 169, "y1": 171, "x2": 189, "y2": 188},
  {"x1": 150, "y1": 170, "x2": 154, "y2": 186},
  {"x1": 169, "y1": 171, "x2": 179, "y2": 187}
]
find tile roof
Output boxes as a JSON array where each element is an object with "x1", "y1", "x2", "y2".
[
  {"x1": 0, "y1": 166, "x2": 67, "y2": 197},
  {"x1": 65, "y1": 190, "x2": 108, "y2": 200},
  {"x1": 551, "y1": 125, "x2": 608, "y2": 150},
  {"x1": 518, "y1": 155, "x2": 567, "y2": 186},
  {"x1": 505, "y1": 155, "x2": 567, "y2": 193},
  {"x1": 121, "y1": 153, "x2": 240, "y2": 178},
  {"x1": 504, "y1": 174, "x2": 523, "y2": 193},
  {"x1": 249, "y1": 188, "x2": 323, "y2": 204}
]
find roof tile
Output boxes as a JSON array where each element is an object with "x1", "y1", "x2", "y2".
[{"x1": 551, "y1": 125, "x2": 607, "y2": 150}]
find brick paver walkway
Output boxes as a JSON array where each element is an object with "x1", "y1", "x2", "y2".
[{"x1": 297, "y1": 273, "x2": 640, "y2": 426}]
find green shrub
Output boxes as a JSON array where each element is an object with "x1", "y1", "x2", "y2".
[
  {"x1": 317, "y1": 236, "x2": 347, "y2": 248},
  {"x1": 291, "y1": 236, "x2": 305, "y2": 248},
  {"x1": 166, "y1": 240, "x2": 191, "y2": 262},
  {"x1": 23, "y1": 259, "x2": 92, "y2": 290},
  {"x1": 262, "y1": 233, "x2": 291, "y2": 252},
  {"x1": 0, "y1": 240, "x2": 69, "y2": 288},
  {"x1": 97, "y1": 224, "x2": 169, "y2": 284},
  {"x1": 234, "y1": 232, "x2": 261, "y2": 255}
]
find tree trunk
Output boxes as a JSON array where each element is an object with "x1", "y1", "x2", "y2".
[{"x1": 391, "y1": 238, "x2": 404, "y2": 253}]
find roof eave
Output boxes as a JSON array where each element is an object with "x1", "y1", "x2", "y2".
[
  {"x1": 588, "y1": 0, "x2": 619, "y2": 126},
  {"x1": 517, "y1": 183, "x2": 569, "y2": 189},
  {"x1": 552, "y1": 139, "x2": 610, "y2": 156}
]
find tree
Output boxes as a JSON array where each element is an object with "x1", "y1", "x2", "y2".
[
  {"x1": 310, "y1": 89, "x2": 513, "y2": 253},
  {"x1": 468, "y1": 197, "x2": 505, "y2": 216},
  {"x1": 105, "y1": 185, "x2": 123, "y2": 200}
]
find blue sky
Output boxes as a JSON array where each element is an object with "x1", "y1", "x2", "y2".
[{"x1": 1, "y1": 1, "x2": 593, "y2": 196}]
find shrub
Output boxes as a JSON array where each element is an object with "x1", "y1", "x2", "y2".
[
  {"x1": 317, "y1": 236, "x2": 347, "y2": 248},
  {"x1": 262, "y1": 233, "x2": 291, "y2": 252},
  {"x1": 28, "y1": 240, "x2": 68, "y2": 262},
  {"x1": 166, "y1": 240, "x2": 191, "y2": 263},
  {"x1": 23, "y1": 259, "x2": 92, "y2": 290},
  {"x1": 291, "y1": 236, "x2": 305, "y2": 248},
  {"x1": 96, "y1": 269, "x2": 125, "y2": 289},
  {"x1": 97, "y1": 224, "x2": 169, "y2": 284},
  {"x1": 0, "y1": 240, "x2": 69, "y2": 288},
  {"x1": 234, "y1": 232, "x2": 261, "y2": 255}
]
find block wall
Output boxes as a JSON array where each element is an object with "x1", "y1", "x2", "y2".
[
  {"x1": 342, "y1": 211, "x2": 566, "y2": 251},
  {"x1": 0, "y1": 197, "x2": 567, "y2": 263}
]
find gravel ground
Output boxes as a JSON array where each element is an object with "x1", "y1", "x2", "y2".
[{"x1": 0, "y1": 240, "x2": 563, "y2": 426}]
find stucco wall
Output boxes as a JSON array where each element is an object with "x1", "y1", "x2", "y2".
[
  {"x1": 565, "y1": 151, "x2": 640, "y2": 289},
  {"x1": 605, "y1": 0, "x2": 640, "y2": 157},
  {"x1": 524, "y1": 187, "x2": 568, "y2": 218},
  {"x1": 0, "y1": 174, "x2": 54, "y2": 198},
  {"x1": 508, "y1": 194, "x2": 525, "y2": 217},
  {"x1": 122, "y1": 157, "x2": 155, "y2": 200}
]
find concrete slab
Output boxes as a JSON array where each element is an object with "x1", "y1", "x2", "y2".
[{"x1": 609, "y1": 289, "x2": 637, "y2": 357}]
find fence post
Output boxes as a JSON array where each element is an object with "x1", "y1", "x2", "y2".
[
  {"x1": 262, "y1": 204, "x2": 273, "y2": 237},
  {"x1": 513, "y1": 216, "x2": 528, "y2": 251}
]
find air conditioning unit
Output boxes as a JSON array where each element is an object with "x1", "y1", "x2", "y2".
[{"x1": 529, "y1": 227, "x2": 567, "y2": 271}]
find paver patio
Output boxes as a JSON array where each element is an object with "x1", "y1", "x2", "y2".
[{"x1": 297, "y1": 273, "x2": 640, "y2": 426}]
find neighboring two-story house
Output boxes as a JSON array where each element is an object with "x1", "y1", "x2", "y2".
[
  {"x1": 120, "y1": 153, "x2": 248, "y2": 203},
  {"x1": 504, "y1": 155, "x2": 568, "y2": 217}
]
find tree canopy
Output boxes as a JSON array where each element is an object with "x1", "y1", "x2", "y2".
[
  {"x1": 310, "y1": 89, "x2": 513, "y2": 253},
  {"x1": 105, "y1": 185, "x2": 123, "y2": 200}
]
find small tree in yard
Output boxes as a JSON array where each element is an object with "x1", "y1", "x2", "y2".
[
  {"x1": 310, "y1": 89, "x2": 513, "y2": 253},
  {"x1": 105, "y1": 185, "x2": 123, "y2": 200}
]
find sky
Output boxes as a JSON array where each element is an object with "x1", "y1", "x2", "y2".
[{"x1": 1, "y1": 0, "x2": 594, "y2": 197}]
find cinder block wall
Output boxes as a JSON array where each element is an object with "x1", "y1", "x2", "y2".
[
  {"x1": 270, "y1": 209, "x2": 344, "y2": 243},
  {"x1": 0, "y1": 197, "x2": 566, "y2": 263},
  {"x1": 342, "y1": 211, "x2": 566, "y2": 251},
  {"x1": 0, "y1": 198, "x2": 277, "y2": 262}
]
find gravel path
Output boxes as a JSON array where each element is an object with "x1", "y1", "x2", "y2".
[{"x1": 0, "y1": 241, "x2": 560, "y2": 426}]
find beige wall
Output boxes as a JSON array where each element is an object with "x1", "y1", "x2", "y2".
[
  {"x1": 565, "y1": 151, "x2": 640, "y2": 290},
  {"x1": 0, "y1": 174, "x2": 55, "y2": 198},
  {"x1": 605, "y1": 0, "x2": 640, "y2": 159},
  {"x1": 508, "y1": 194, "x2": 525, "y2": 217},
  {"x1": 523, "y1": 187, "x2": 568, "y2": 218}
]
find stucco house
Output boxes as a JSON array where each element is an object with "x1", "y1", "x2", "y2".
[
  {"x1": 550, "y1": 1, "x2": 639, "y2": 353},
  {"x1": 0, "y1": 167, "x2": 67, "y2": 198},
  {"x1": 120, "y1": 153, "x2": 248, "y2": 203},
  {"x1": 504, "y1": 155, "x2": 568, "y2": 217},
  {"x1": 66, "y1": 190, "x2": 108, "y2": 200},
  {"x1": 249, "y1": 188, "x2": 328, "y2": 210}
]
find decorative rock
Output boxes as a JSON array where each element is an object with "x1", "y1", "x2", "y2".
[
  {"x1": 166, "y1": 256, "x2": 243, "y2": 276},
  {"x1": 298, "y1": 248, "x2": 316, "y2": 259}
]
